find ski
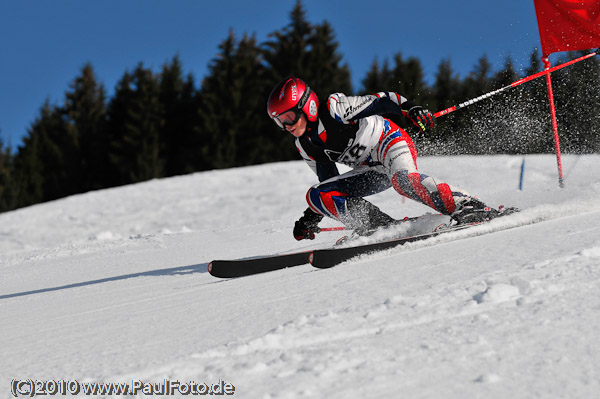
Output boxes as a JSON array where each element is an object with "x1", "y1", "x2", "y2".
[
  {"x1": 209, "y1": 223, "x2": 476, "y2": 277},
  {"x1": 208, "y1": 250, "x2": 312, "y2": 278},
  {"x1": 209, "y1": 208, "x2": 518, "y2": 277},
  {"x1": 309, "y1": 223, "x2": 477, "y2": 269},
  {"x1": 309, "y1": 206, "x2": 520, "y2": 269}
]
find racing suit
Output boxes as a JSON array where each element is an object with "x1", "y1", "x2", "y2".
[{"x1": 296, "y1": 91, "x2": 472, "y2": 231}]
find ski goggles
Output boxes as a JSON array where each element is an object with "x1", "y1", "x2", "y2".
[{"x1": 272, "y1": 108, "x2": 302, "y2": 129}]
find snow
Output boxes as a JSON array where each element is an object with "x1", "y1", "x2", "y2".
[{"x1": 1, "y1": 154, "x2": 600, "y2": 398}]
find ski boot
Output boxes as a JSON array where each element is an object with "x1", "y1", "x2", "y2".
[
  {"x1": 335, "y1": 198, "x2": 417, "y2": 245},
  {"x1": 345, "y1": 198, "x2": 410, "y2": 236},
  {"x1": 451, "y1": 198, "x2": 518, "y2": 225}
]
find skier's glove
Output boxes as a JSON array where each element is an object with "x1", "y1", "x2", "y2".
[
  {"x1": 293, "y1": 208, "x2": 324, "y2": 240},
  {"x1": 407, "y1": 106, "x2": 435, "y2": 133}
]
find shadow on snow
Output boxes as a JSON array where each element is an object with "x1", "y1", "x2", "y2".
[{"x1": 0, "y1": 262, "x2": 210, "y2": 300}]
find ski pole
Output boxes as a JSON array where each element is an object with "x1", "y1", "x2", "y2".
[
  {"x1": 434, "y1": 49, "x2": 600, "y2": 119},
  {"x1": 319, "y1": 227, "x2": 346, "y2": 232}
]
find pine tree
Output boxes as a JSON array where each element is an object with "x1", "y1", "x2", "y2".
[
  {"x1": 450, "y1": 55, "x2": 495, "y2": 154},
  {"x1": 263, "y1": 0, "x2": 312, "y2": 85},
  {"x1": 487, "y1": 57, "x2": 528, "y2": 153},
  {"x1": 525, "y1": 48, "x2": 543, "y2": 76},
  {"x1": 306, "y1": 20, "x2": 352, "y2": 95},
  {"x1": 361, "y1": 59, "x2": 394, "y2": 93},
  {"x1": 391, "y1": 53, "x2": 431, "y2": 106},
  {"x1": 260, "y1": 0, "x2": 353, "y2": 163},
  {"x1": 13, "y1": 130, "x2": 44, "y2": 207},
  {"x1": 0, "y1": 133, "x2": 16, "y2": 211},
  {"x1": 199, "y1": 31, "x2": 274, "y2": 168},
  {"x1": 492, "y1": 57, "x2": 519, "y2": 87},
  {"x1": 518, "y1": 48, "x2": 553, "y2": 154},
  {"x1": 263, "y1": 0, "x2": 352, "y2": 100},
  {"x1": 63, "y1": 63, "x2": 108, "y2": 190},
  {"x1": 433, "y1": 58, "x2": 461, "y2": 112},
  {"x1": 106, "y1": 64, "x2": 164, "y2": 185},
  {"x1": 461, "y1": 55, "x2": 494, "y2": 99},
  {"x1": 426, "y1": 59, "x2": 462, "y2": 150},
  {"x1": 553, "y1": 51, "x2": 600, "y2": 153},
  {"x1": 158, "y1": 55, "x2": 200, "y2": 175},
  {"x1": 13, "y1": 101, "x2": 73, "y2": 203}
]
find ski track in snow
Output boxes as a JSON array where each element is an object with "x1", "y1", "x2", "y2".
[{"x1": 1, "y1": 155, "x2": 600, "y2": 398}]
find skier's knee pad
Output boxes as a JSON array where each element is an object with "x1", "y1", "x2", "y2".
[
  {"x1": 391, "y1": 171, "x2": 467, "y2": 215},
  {"x1": 306, "y1": 186, "x2": 350, "y2": 220}
]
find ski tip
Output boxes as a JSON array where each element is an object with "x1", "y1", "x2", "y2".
[
  {"x1": 207, "y1": 261, "x2": 213, "y2": 274},
  {"x1": 308, "y1": 252, "x2": 314, "y2": 265}
]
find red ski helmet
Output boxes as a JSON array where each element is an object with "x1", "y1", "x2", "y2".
[{"x1": 267, "y1": 77, "x2": 319, "y2": 129}]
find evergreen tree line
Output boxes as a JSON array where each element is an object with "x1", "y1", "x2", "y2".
[{"x1": 1, "y1": 1, "x2": 599, "y2": 213}]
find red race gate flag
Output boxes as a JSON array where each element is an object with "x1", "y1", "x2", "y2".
[
  {"x1": 533, "y1": 0, "x2": 600, "y2": 187},
  {"x1": 534, "y1": 0, "x2": 600, "y2": 57}
]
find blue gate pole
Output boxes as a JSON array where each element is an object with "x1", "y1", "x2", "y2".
[{"x1": 519, "y1": 158, "x2": 526, "y2": 190}]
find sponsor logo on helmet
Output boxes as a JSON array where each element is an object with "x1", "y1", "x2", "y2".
[
  {"x1": 309, "y1": 99, "x2": 317, "y2": 116},
  {"x1": 291, "y1": 84, "x2": 298, "y2": 101},
  {"x1": 279, "y1": 81, "x2": 298, "y2": 102}
]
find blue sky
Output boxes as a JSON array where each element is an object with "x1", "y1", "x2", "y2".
[{"x1": 1, "y1": 0, "x2": 548, "y2": 150}]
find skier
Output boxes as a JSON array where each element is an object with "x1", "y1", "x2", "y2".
[{"x1": 267, "y1": 77, "x2": 509, "y2": 241}]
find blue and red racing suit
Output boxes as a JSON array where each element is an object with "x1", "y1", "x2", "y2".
[{"x1": 296, "y1": 91, "x2": 472, "y2": 229}]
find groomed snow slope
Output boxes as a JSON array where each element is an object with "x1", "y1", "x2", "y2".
[{"x1": 1, "y1": 154, "x2": 600, "y2": 398}]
